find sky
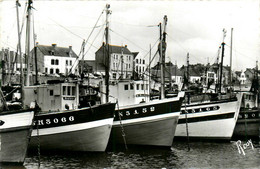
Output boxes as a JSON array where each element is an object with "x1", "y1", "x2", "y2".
[{"x1": 0, "y1": 0, "x2": 259, "y2": 71}]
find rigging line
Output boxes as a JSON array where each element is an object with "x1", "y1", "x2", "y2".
[
  {"x1": 112, "y1": 21, "x2": 158, "y2": 28},
  {"x1": 82, "y1": 24, "x2": 105, "y2": 60},
  {"x1": 69, "y1": 24, "x2": 105, "y2": 75},
  {"x1": 82, "y1": 8, "x2": 105, "y2": 52},
  {"x1": 32, "y1": 8, "x2": 84, "y2": 40},
  {"x1": 109, "y1": 28, "x2": 148, "y2": 53},
  {"x1": 167, "y1": 35, "x2": 205, "y2": 64},
  {"x1": 142, "y1": 38, "x2": 160, "y2": 60}
]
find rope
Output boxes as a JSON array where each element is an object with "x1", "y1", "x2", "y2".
[
  {"x1": 184, "y1": 96, "x2": 190, "y2": 151},
  {"x1": 116, "y1": 99, "x2": 128, "y2": 150}
]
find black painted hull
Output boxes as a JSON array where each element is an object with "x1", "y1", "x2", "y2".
[
  {"x1": 110, "y1": 94, "x2": 184, "y2": 147},
  {"x1": 30, "y1": 103, "x2": 115, "y2": 151},
  {"x1": 233, "y1": 109, "x2": 260, "y2": 140}
]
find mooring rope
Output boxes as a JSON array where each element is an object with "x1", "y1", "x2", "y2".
[
  {"x1": 184, "y1": 95, "x2": 190, "y2": 151},
  {"x1": 116, "y1": 100, "x2": 128, "y2": 150}
]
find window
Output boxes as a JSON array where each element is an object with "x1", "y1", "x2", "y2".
[
  {"x1": 51, "y1": 59, "x2": 54, "y2": 65},
  {"x1": 141, "y1": 84, "x2": 144, "y2": 90},
  {"x1": 63, "y1": 86, "x2": 66, "y2": 95},
  {"x1": 124, "y1": 84, "x2": 129, "y2": 90},
  {"x1": 143, "y1": 60, "x2": 145, "y2": 64},
  {"x1": 136, "y1": 66, "x2": 138, "y2": 71},
  {"x1": 130, "y1": 83, "x2": 134, "y2": 90},
  {"x1": 66, "y1": 60, "x2": 68, "y2": 66},
  {"x1": 129, "y1": 64, "x2": 130, "y2": 69},
  {"x1": 45, "y1": 68, "x2": 48, "y2": 73},
  {"x1": 113, "y1": 73, "x2": 116, "y2": 78},
  {"x1": 136, "y1": 59, "x2": 138, "y2": 64},
  {"x1": 50, "y1": 90, "x2": 54, "y2": 96},
  {"x1": 70, "y1": 60, "x2": 72, "y2": 66},
  {"x1": 50, "y1": 68, "x2": 54, "y2": 74},
  {"x1": 136, "y1": 84, "x2": 140, "y2": 90},
  {"x1": 143, "y1": 67, "x2": 144, "y2": 72},
  {"x1": 56, "y1": 69, "x2": 59, "y2": 74},
  {"x1": 129, "y1": 55, "x2": 131, "y2": 60},
  {"x1": 72, "y1": 87, "x2": 75, "y2": 95},
  {"x1": 55, "y1": 59, "x2": 59, "y2": 65},
  {"x1": 68, "y1": 86, "x2": 71, "y2": 95}
]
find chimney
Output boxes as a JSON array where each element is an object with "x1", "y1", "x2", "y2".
[
  {"x1": 69, "y1": 46, "x2": 72, "y2": 51},
  {"x1": 52, "y1": 44, "x2": 57, "y2": 48},
  {"x1": 125, "y1": 45, "x2": 127, "y2": 48}
]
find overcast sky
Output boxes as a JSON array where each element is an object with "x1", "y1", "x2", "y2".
[{"x1": 0, "y1": 0, "x2": 259, "y2": 71}]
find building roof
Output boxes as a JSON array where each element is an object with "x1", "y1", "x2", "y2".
[
  {"x1": 37, "y1": 44, "x2": 78, "y2": 58},
  {"x1": 95, "y1": 44, "x2": 133, "y2": 55}
]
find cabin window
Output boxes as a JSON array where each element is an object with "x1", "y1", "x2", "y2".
[
  {"x1": 50, "y1": 68, "x2": 54, "y2": 74},
  {"x1": 137, "y1": 84, "x2": 140, "y2": 90},
  {"x1": 51, "y1": 59, "x2": 55, "y2": 65},
  {"x1": 68, "y1": 86, "x2": 71, "y2": 95},
  {"x1": 130, "y1": 83, "x2": 134, "y2": 90},
  {"x1": 63, "y1": 86, "x2": 66, "y2": 95},
  {"x1": 113, "y1": 73, "x2": 116, "y2": 78},
  {"x1": 50, "y1": 90, "x2": 54, "y2": 96},
  {"x1": 72, "y1": 87, "x2": 76, "y2": 95},
  {"x1": 124, "y1": 84, "x2": 129, "y2": 90}
]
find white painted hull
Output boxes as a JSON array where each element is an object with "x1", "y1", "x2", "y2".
[
  {"x1": 0, "y1": 110, "x2": 34, "y2": 163},
  {"x1": 112, "y1": 112, "x2": 180, "y2": 147},
  {"x1": 175, "y1": 93, "x2": 242, "y2": 140},
  {"x1": 30, "y1": 118, "x2": 114, "y2": 151}
]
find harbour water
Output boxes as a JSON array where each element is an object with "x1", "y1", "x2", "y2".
[{"x1": 2, "y1": 140, "x2": 259, "y2": 168}]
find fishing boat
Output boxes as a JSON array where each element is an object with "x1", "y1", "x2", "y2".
[
  {"x1": 107, "y1": 80, "x2": 184, "y2": 147},
  {"x1": 0, "y1": 0, "x2": 36, "y2": 164},
  {"x1": 175, "y1": 92, "x2": 242, "y2": 140},
  {"x1": 96, "y1": 15, "x2": 184, "y2": 147},
  {"x1": 233, "y1": 66, "x2": 260, "y2": 140},
  {"x1": 174, "y1": 29, "x2": 242, "y2": 141},
  {"x1": 23, "y1": 80, "x2": 115, "y2": 152}
]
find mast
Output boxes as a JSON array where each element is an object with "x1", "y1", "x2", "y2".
[
  {"x1": 105, "y1": 4, "x2": 111, "y2": 102},
  {"x1": 230, "y1": 28, "x2": 233, "y2": 85},
  {"x1": 25, "y1": 0, "x2": 33, "y2": 86},
  {"x1": 159, "y1": 15, "x2": 167, "y2": 99},
  {"x1": 16, "y1": 0, "x2": 24, "y2": 107},
  {"x1": 121, "y1": 47, "x2": 124, "y2": 79},
  {"x1": 149, "y1": 44, "x2": 151, "y2": 101},
  {"x1": 219, "y1": 29, "x2": 227, "y2": 94}
]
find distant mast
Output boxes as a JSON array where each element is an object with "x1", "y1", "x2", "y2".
[{"x1": 159, "y1": 15, "x2": 167, "y2": 99}]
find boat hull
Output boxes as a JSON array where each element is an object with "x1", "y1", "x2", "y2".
[
  {"x1": 29, "y1": 103, "x2": 115, "y2": 152},
  {"x1": 0, "y1": 110, "x2": 34, "y2": 163},
  {"x1": 110, "y1": 94, "x2": 184, "y2": 147},
  {"x1": 233, "y1": 109, "x2": 260, "y2": 140},
  {"x1": 111, "y1": 113, "x2": 179, "y2": 147},
  {"x1": 175, "y1": 93, "x2": 242, "y2": 140}
]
